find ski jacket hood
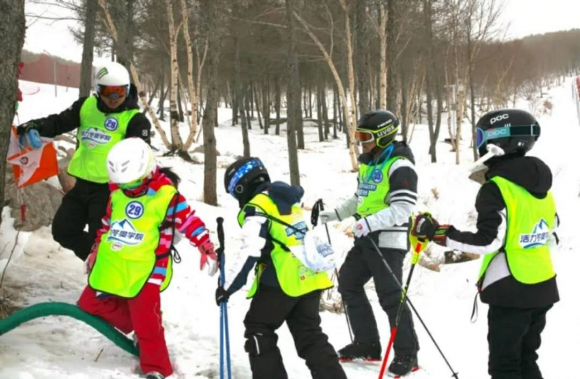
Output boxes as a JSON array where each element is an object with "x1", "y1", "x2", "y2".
[
  {"x1": 486, "y1": 156, "x2": 552, "y2": 197},
  {"x1": 268, "y1": 181, "x2": 305, "y2": 215}
]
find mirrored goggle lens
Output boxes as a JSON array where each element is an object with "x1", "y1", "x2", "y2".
[
  {"x1": 118, "y1": 178, "x2": 143, "y2": 189},
  {"x1": 355, "y1": 130, "x2": 374, "y2": 144},
  {"x1": 100, "y1": 85, "x2": 127, "y2": 99},
  {"x1": 476, "y1": 128, "x2": 485, "y2": 148}
]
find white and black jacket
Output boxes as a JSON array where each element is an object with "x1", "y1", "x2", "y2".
[{"x1": 444, "y1": 156, "x2": 559, "y2": 308}]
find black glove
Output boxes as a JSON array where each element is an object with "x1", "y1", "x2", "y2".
[
  {"x1": 412, "y1": 213, "x2": 450, "y2": 245},
  {"x1": 215, "y1": 286, "x2": 230, "y2": 306},
  {"x1": 16, "y1": 120, "x2": 42, "y2": 136}
]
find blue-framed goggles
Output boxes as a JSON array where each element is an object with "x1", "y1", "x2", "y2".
[
  {"x1": 476, "y1": 125, "x2": 540, "y2": 148},
  {"x1": 227, "y1": 159, "x2": 264, "y2": 196}
]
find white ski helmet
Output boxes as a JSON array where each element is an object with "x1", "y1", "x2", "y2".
[
  {"x1": 107, "y1": 138, "x2": 156, "y2": 184},
  {"x1": 94, "y1": 61, "x2": 130, "y2": 96}
]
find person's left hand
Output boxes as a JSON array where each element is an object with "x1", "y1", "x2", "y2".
[
  {"x1": 353, "y1": 217, "x2": 372, "y2": 238},
  {"x1": 215, "y1": 286, "x2": 230, "y2": 306},
  {"x1": 198, "y1": 239, "x2": 218, "y2": 276},
  {"x1": 412, "y1": 213, "x2": 449, "y2": 245}
]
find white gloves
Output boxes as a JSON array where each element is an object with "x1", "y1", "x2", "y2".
[{"x1": 319, "y1": 210, "x2": 339, "y2": 225}]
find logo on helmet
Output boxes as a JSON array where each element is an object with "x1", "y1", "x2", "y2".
[
  {"x1": 104, "y1": 117, "x2": 119, "y2": 131},
  {"x1": 487, "y1": 127, "x2": 509, "y2": 139},
  {"x1": 490, "y1": 114, "x2": 509, "y2": 124},
  {"x1": 96, "y1": 68, "x2": 109, "y2": 80}
]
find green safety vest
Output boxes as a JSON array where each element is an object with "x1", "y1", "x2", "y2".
[
  {"x1": 89, "y1": 184, "x2": 177, "y2": 298},
  {"x1": 238, "y1": 193, "x2": 333, "y2": 298},
  {"x1": 478, "y1": 176, "x2": 556, "y2": 285},
  {"x1": 68, "y1": 96, "x2": 140, "y2": 183},
  {"x1": 356, "y1": 156, "x2": 402, "y2": 217}
]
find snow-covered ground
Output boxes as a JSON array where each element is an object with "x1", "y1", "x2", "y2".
[{"x1": 0, "y1": 78, "x2": 579, "y2": 379}]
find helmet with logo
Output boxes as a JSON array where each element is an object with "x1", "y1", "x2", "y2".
[
  {"x1": 94, "y1": 61, "x2": 131, "y2": 99},
  {"x1": 476, "y1": 109, "x2": 540, "y2": 158},
  {"x1": 107, "y1": 138, "x2": 156, "y2": 188},
  {"x1": 356, "y1": 110, "x2": 400, "y2": 148},
  {"x1": 224, "y1": 157, "x2": 270, "y2": 206}
]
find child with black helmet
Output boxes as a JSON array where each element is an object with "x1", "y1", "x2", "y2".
[
  {"x1": 319, "y1": 110, "x2": 420, "y2": 376},
  {"x1": 216, "y1": 157, "x2": 347, "y2": 379},
  {"x1": 412, "y1": 109, "x2": 559, "y2": 379}
]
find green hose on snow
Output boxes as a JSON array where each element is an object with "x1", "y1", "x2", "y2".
[{"x1": 0, "y1": 302, "x2": 139, "y2": 356}]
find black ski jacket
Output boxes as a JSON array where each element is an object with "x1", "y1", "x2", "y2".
[
  {"x1": 31, "y1": 84, "x2": 151, "y2": 144},
  {"x1": 445, "y1": 156, "x2": 559, "y2": 308}
]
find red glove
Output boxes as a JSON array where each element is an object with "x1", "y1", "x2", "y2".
[
  {"x1": 412, "y1": 213, "x2": 450, "y2": 246},
  {"x1": 198, "y1": 239, "x2": 218, "y2": 276},
  {"x1": 86, "y1": 245, "x2": 98, "y2": 274}
]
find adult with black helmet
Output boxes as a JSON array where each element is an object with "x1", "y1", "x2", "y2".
[
  {"x1": 319, "y1": 110, "x2": 420, "y2": 376},
  {"x1": 216, "y1": 157, "x2": 347, "y2": 379},
  {"x1": 16, "y1": 62, "x2": 151, "y2": 262},
  {"x1": 412, "y1": 109, "x2": 559, "y2": 379}
]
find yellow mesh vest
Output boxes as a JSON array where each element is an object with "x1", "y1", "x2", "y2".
[{"x1": 356, "y1": 156, "x2": 402, "y2": 217}]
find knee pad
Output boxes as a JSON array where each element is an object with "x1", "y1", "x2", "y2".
[{"x1": 244, "y1": 333, "x2": 278, "y2": 356}]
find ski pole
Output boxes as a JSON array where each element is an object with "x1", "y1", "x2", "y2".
[
  {"x1": 216, "y1": 217, "x2": 232, "y2": 379},
  {"x1": 378, "y1": 240, "x2": 423, "y2": 379},
  {"x1": 312, "y1": 199, "x2": 354, "y2": 342},
  {"x1": 367, "y1": 236, "x2": 459, "y2": 379}
]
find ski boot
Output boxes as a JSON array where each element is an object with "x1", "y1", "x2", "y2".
[
  {"x1": 144, "y1": 372, "x2": 165, "y2": 379},
  {"x1": 338, "y1": 341, "x2": 381, "y2": 362},
  {"x1": 387, "y1": 355, "x2": 419, "y2": 377}
]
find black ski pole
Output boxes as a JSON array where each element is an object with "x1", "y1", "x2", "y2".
[
  {"x1": 312, "y1": 199, "x2": 354, "y2": 343},
  {"x1": 367, "y1": 236, "x2": 459, "y2": 379}
]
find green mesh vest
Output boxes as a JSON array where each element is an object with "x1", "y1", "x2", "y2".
[
  {"x1": 68, "y1": 96, "x2": 140, "y2": 183},
  {"x1": 478, "y1": 176, "x2": 556, "y2": 285},
  {"x1": 356, "y1": 156, "x2": 402, "y2": 217},
  {"x1": 89, "y1": 185, "x2": 177, "y2": 298},
  {"x1": 238, "y1": 193, "x2": 333, "y2": 298}
]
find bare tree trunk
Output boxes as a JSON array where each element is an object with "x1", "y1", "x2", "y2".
[
  {"x1": 255, "y1": 82, "x2": 263, "y2": 129},
  {"x1": 240, "y1": 84, "x2": 250, "y2": 157},
  {"x1": 317, "y1": 75, "x2": 324, "y2": 142},
  {"x1": 166, "y1": 0, "x2": 183, "y2": 151},
  {"x1": 386, "y1": 0, "x2": 398, "y2": 111},
  {"x1": 322, "y1": 82, "x2": 330, "y2": 140},
  {"x1": 275, "y1": 75, "x2": 281, "y2": 135},
  {"x1": 379, "y1": 3, "x2": 387, "y2": 109},
  {"x1": 340, "y1": 0, "x2": 359, "y2": 139},
  {"x1": 148, "y1": 76, "x2": 161, "y2": 106},
  {"x1": 263, "y1": 78, "x2": 270, "y2": 135},
  {"x1": 98, "y1": 0, "x2": 172, "y2": 149},
  {"x1": 286, "y1": 0, "x2": 301, "y2": 186},
  {"x1": 158, "y1": 72, "x2": 167, "y2": 121},
  {"x1": 356, "y1": 0, "x2": 370, "y2": 116},
  {"x1": 79, "y1": 0, "x2": 97, "y2": 98},
  {"x1": 180, "y1": 0, "x2": 200, "y2": 150},
  {"x1": 0, "y1": 0, "x2": 25, "y2": 211}
]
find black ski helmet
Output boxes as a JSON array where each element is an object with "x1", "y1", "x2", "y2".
[
  {"x1": 357, "y1": 110, "x2": 400, "y2": 148},
  {"x1": 224, "y1": 157, "x2": 270, "y2": 205},
  {"x1": 476, "y1": 109, "x2": 540, "y2": 158}
]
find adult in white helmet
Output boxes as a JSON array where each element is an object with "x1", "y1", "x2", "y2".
[{"x1": 16, "y1": 61, "x2": 152, "y2": 262}]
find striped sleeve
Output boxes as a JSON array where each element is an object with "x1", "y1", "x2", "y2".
[
  {"x1": 170, "y1": 193, "x2": 209, "y2": 247},
  {"x1": 94, "y1": 198, "x2": 112, "y2": 244}
]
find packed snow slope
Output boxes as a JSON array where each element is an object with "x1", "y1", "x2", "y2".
[{"x1": 0, "y1": 79, "x2": 578, "y2": 378}]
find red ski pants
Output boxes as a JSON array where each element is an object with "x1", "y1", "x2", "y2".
[{"x1": 78, "y1": 284, "x2": 173, "y2": 377}]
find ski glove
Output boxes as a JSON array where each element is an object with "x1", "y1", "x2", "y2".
[
  {"x1": 353, "y1": 217, "x2": 373, "y2": 238},
  {"x1": 198, "y1": 239, "x2": 218, "y2": 276},
  {"x1": 85, "y1": 245, "x2": 97, "y2": 274},
  {"x1": 412, "y1": 213, "x2": 449, "y2": 246},
  {"x1": 215, "y1": 285, "x2": 230, "y2": 306},
  {"x1": 16, "y1": 120, "x2": 41, "y2": 136},
  {"x1": 319, "y1": 210, "x2": 339, "y2": 224}
]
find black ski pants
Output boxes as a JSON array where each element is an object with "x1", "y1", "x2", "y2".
[
  {"x1": 52, "y1": 178, "x2": 110, "y2": 261},
  {"x1": 243, "y1": 287, "x2": 347, "y2": 379},
  {"x1": 488, "y1": 304, "x2": 552, "y2": 379},
  {"x1": 338, "y1": 237, "x2": 419, "y2": 357}
]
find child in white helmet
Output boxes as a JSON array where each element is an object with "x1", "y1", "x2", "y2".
[{"x1": 78, "y1": 138, "x2": 217, "y2": 379}]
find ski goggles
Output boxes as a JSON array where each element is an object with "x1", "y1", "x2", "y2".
[
  {"x1": 476, "y1": 125, "x2": 541, "y2": 148},
  {"x1": 355, "y1": 130, "x2": 375, "y2": 144},
  {"x1": 97, "y1": 85, "x2": 128, "y2": 100},
  {"x1": 227, "y1": 159, "x2": 264, "y2": 196},
  {"x1": 118, "y1": 178, "x2": 144, "y2": 190}
]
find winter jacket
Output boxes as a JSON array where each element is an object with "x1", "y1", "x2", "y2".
[
  {"x1": 32, "y1": 84, "x2": 151, "y2": 144},
  {"x1": 445, "y1": 157, "x2": 559, "y2": 308}
]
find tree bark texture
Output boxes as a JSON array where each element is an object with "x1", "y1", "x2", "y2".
[
  {"x1": 181, "y1": 0, "x2": 200, "y2": 150},
  {"x1": 79, "y1": 0, "x2": 97, "y2": 98},
  {"x1": 286, "y1": 0, "x2": 301, "y2": 186}
]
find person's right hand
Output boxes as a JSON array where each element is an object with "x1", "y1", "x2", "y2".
[
  {"x1": 16, "y1": 120, "x2": 41, "y2": 136},
  {"x1": 319, "y1": 210, "x2": 339, "y2": 224}
]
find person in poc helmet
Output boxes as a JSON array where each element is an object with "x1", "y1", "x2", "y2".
[
  {"x1": 16, "y1": 61, "x2": 151, "y2": 262},
  {"x1": 412, "y1": 109, "x2": 559, "y2": 379},
  {"x1": 216, "y1": 157, "x2": 347, "y2": 379},
  {"x1": 78, "y1": 138, "x2": 217, "y2": 379},
  {"x1": 319, "y1": 110, "x2": 420, "y2": 376}
]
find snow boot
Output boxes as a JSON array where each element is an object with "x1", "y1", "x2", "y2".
[
  {"x1": 338, "y1": 341, "x2": 381, "y2": 362},
  {"x1": 144, "y1": 372, "x2": 165, "y2": 379},
  {"x1": 387, "y1": 355, "x2": 419, "y2": 377}
]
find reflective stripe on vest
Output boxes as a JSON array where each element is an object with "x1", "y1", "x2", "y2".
[
  {"x1": 89, "y1": 185, "x2": 177, "y2": 298},
  {"x1": 478, "y1": 176, "x2": 556, "y2": 285},
  {"x1": 356, "y1": 156, "x2": 401, "y2": 217},
  {"x1": 68, "y1": 96, "x2": 139, "y2": 183},
  {"x1": 238, "y1": 193, "x2": 333, "y2": 298}
]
